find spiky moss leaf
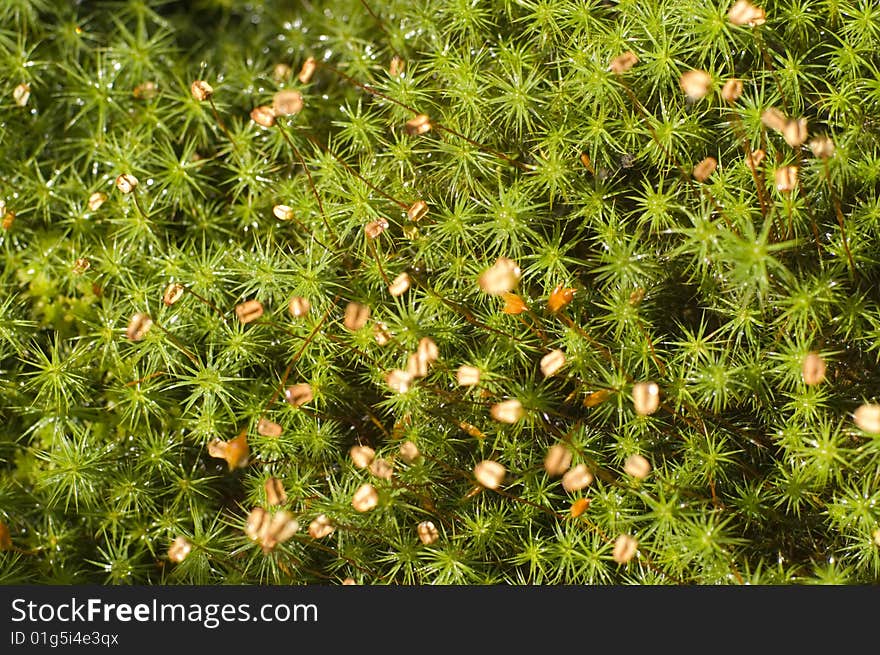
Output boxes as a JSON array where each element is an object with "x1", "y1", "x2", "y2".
[{"x1": 2, "y1": 0, "x2": 880, "y2": 584}]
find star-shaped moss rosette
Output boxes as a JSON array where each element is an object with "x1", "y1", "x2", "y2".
[{"x1": 1, "y1": 0, "x2": 879, "y2": 586}]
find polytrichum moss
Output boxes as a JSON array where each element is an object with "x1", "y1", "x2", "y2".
[{"x1": 2, "y1": 0, "x2": 880, "y2": 584}]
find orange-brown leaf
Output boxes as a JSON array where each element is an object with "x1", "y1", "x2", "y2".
[
  {"x1": 583, "y1": 389, "x2": 611, "y2": 408},
  {"x1": 548, "y1": 284, "x2": 576, "y2": 313},
  {"x1": 208, "y1": 432, "x2": 250, "y2": 470},
  {"x1": 570, "y1": 498, "x2": 591, "y2": 518},
  {"x1": 501, "y1": 293, "x2": 528, "y2": 315}
]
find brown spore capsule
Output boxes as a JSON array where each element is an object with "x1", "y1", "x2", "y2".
[
  {"x1": 721, "y1": 78, "x2": 743, "y2": 103},
  {"x1": 490, "y1": 399, "x2": 524, "y2": 424},
  {"x1": 632, "y1": 381, "x2": 660, "y2": 416},
  {"x1": 364, "y1": 218, "x2": 389, "y2": 239},
  {"x1": 679, "y1": 70, "x2": 712, "y2": 101},
  {"x1": 190, "y1": 80, "x2": 214, "y2": 102},
  {"x1": 399, "y1": 441, "x2": 420, "y2": 463},
  {"x1": 407, "y1": 352, "x2": 429, "y2": 378},
  {"x1": 273, "y1": 63, "x2": 293, "y2": 82},
  {"x1": 163, "y1": 282, "x2": 185, "y2": 306},
  {"x1": 809, "y1": 136, "x2": 835, "y2": 159},
  {"x1": 349, "y1": 445, "x2": 376, "y2": 469},
  {"x1": 298, "y1": 57, "x2": 317, "y2": 84},
  {"x1": 343, "y1": 302, "x2": 370, "y2": 331},
  {"x1": 456, "y1": 365, "x2": 481, "y2": 386},
  {"x1": 73, "y1": 258, "x2": 90, "y2": 275},
  {"x1": 761, "y1": 108, "x2": 787, "y2": 132},
  {"x1": 782, "y1": 117, "x2": 808, "y2": 147},
  {"x1": 474, "y1": 460, "x2": 506, "y2": 489},
  {"x1": 0, "y1": 522, "x2": 12, "y2": 550},
  {"x1": 547, "y1": 284, "x2": 576, "y2": 313},
  {"x1": 115, "y1": 174, "x2": 139, "y2": 194},
  {"x1": 273, "y1": 204, "x2": 295, "y2": 221},
  {"x1": 417, "y1": 521, "x2": 439, "y2": 545},
  {"x1": 801, "y1": 352, "x2": 826, "y2": 385},
  {"x1": 257, "y1": 418, "x2": 283, "y2": 438},
  {"x1": 388, "y1": 272, "x2": 411, "y2": 297},
  {"x1": 774, "y1": 165, "x2": 798, "y2": 192},
  {"x1": 207, "y1": 432, "x2": 249, "y2": 470},
  {"x1": 126, "y1": 312, "x2": 153, "y2": 341},
  {"x1": 540, "y1": 349, "x2": 566, "y2": 377},
  {"x1": 168, "y1": 536, "x2": 192, "y2": 563},
  {"x1": 369, "y1": 458, "x2": 393, "y2": 480},
  {"x1": 570, "y1": 498, "x2": 591, "y2": 518},
  {"x1": 284, "y1": 383, "x2": 313, "y2": 407},
  {"x1": 389, "y1": 55, "x2": 405, "y2": 77},
  {"x1": 745, "y1": 149, "x2": 766, "y2": 172},
  {"x1": 404, "y1": 114, "x2": 432, "y2": 136},
  {"x1": 583, "y1": 389, "x2": 611, "y2": 408},
  {"x1": 562, "y1": 464, "x2": 593, "y2": 492},
  {"x1": 386, "y1": 369, "x2": 414, "y2": 393},
  {"x1": 272, "y1": 89, "x2": 304, "y2": 116},
  {"x1": 612, "y1": 534, "x2": 639, "y2": 564},
  {"x1": 853, "y1": 404, "x2": 880, "y2": 434},
  {"x1": 288, "y1": 296, "x2": 310, "y2": 318},
  {"x1": 245, "y1": 508, "x2": 267, "y2": 541},
  {"x1": 478, "y1": 257, "x2": 521, "y2": 295},
  {"x1": 502, "y1": 293, "x2": 528, "y2": 315},
  {"x1": 88, "y1": 191, "x2": 108, "y2": 211},
  {"x1": 692, "y1": 157, "x2": 717, "y2": 182},
  {"x1": 352, "y1": 483, "x2": 379, "y2": 512},
  {"x1": 250, "y1": 105, "x2": 276, "y2": 128},
  {"x1": 407, "y1": 200, "x2": 428, "y2": 222},
  {"x1": 265, "y1": 477, "x2": 287, "y2": 506},
  {"x1": 13, "y1": 83, "x2": 31, "y2": 106},
  {"x1": 609, "y1": 51, "x2": 638, "y2": 74},
  {"x1": 623, "y1": 454, "x2": 651, "y2": 479},
  {"x1": 309, "y1": 514, "x2": 335, "y2": 539},
  {"x1": 544, "y1": 444, "x2": 572, "y2": 476},
  {"x1": 235, "y1": 299, "x2": 264, "y2": 324},
  {"x1": 728, "y1": 0, "x2": 766, "y2": 26},
  {"x1": 373, "y1": 321, "x2": 392, "y2": 345}
]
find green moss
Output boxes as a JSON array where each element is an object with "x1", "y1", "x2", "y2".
[{"x1": 2, "y1": 0, "x2": 880, "y2": 584}]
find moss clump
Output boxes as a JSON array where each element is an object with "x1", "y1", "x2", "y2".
[{"x1": 2, "y1": 0, "x2": 880, "y2": 584}]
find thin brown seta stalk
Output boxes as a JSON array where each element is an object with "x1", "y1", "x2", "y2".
[
  {"x1": 152, "y1": 321, "x2": 199, "y2": 365},
  {"x1": 823, "y1": 159, "x2": 857, "y2": 277},
  {"x1": 729, "y1": 113, "x2": 771, "y2": 222},
  {"x1": 366, "y1": 237, "x2": 391, "y2": 286},
  {"x1": 274, "y1": 119, "x2": 341, "y2": 247},
  {"x1": 125, "y1": 370, "x2": 167, "y2": 387},
  {"x1": 316, "y1": 61, "x2": 534, "y2": 172},
  {"x1": 614, "y1": 72, "x2": 746, "y2": 237},
  {"x1": 208, "y1": 97, "x2": 237, "y2": 151},
  {"x1": 183, "y1": 286, "x2": 227, "y2": 320},
  {"x1": 614, "y1": 76, "x2": 693, "y2": 184},
  {"x1": 131, "y1": 189, "x2": 150, "y2": 221},
  {"x1": 407, "y1": 271, "x2": 527, "y2": 341},
  {"x1": 357, "y1": 0, "x2": 403, "y2": 60},
  {"x1": 290, "y1": 533, "x2": 386, "y2": 581},
  {"x1": 298, "y1": 129, "x2": 409, "y2": 210},
  {"x1": 259, "y1": 298, "x2": 337, "y2": 419},
  {"x1": 752, "y1": 28, "x2": 790, "y2": 114}
]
